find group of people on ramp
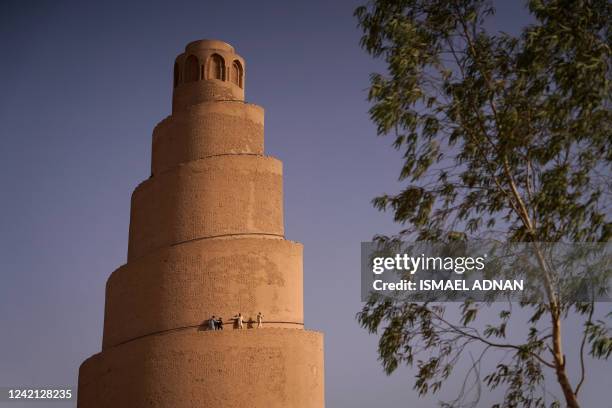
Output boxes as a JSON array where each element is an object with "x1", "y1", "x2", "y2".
[{"x1": 207, "y1": 312, "x2": 264, "y2": 330}]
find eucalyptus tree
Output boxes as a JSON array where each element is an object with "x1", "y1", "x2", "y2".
[{"x1": 355, "y1": 1, "x2": 611, "y2": 406}]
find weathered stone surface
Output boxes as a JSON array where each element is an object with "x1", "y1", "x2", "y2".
[
  {"x1": 128, "y1": 155, "x2": 284, "y2": 260},
  {"x1": 104, "y1": 237, "x2": 304, "y2": 348},
  {"x1": 173, "y1": 80, "x2": 244, "y2": 112},
  {"x1": 80, "y1": 329, "x2": 324, "y2": 408},
  {"x1": 152, "y1": 101, "x2": 264, "y2": 175}
]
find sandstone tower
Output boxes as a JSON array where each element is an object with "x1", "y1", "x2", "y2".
[{"x1": 77, "y1": 39, "x2": 325, "y2": 408}]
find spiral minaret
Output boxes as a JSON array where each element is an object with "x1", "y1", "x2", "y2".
[{"x1": 77, "y1": 39, "x2": 325, "y2": 408}]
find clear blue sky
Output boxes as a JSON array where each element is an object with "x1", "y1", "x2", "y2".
[{"x1": 0, "y1": 1, "x2": 608, "y2": 407}]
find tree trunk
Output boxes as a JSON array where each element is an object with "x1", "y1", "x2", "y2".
[{"x1": 551, "y1": 313, "x2": 580, "y2": 408}]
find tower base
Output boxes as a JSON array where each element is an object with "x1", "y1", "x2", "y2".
[{"x1": 78, "y1": 328, "x2": 324, "y2": 408}]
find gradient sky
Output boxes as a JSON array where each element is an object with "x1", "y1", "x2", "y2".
[{"x1": 0, "y1": 1, "x2": 608, "y2": 407}]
